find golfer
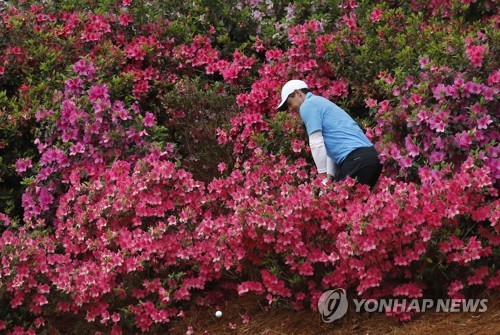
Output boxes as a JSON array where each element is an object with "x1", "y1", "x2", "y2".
[{"x1": 277, "y1": 79, "x2": 382, "y2": 188}]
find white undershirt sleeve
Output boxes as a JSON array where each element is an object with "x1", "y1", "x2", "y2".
[
  {"x1": 309, "y1": 131, "x2": 328, "y2": 174},
  {"x1": 327, "y1": 156, "x2": 338, "y2": 177}
]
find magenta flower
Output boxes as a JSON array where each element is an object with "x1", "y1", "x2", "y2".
[
  {"x1": 447, "y1": 280, "x2": 464, "y2": 299},
  {"x1": 73, "y1": 59, "x2": 96, "y2": 77},
  {"x1": 65, "y1": 77, "x2": 85, "y2": 94},
  {"x1": 393, "y1": 283, "x2": 423, "y2": 298},
  {"x1": 405, "y1": 136, "x2": 420, "y2": 157},
  {"x1": 15, "y1": 158, "x2": 32, "y2": 173},
  {"x1": 364, "y1": 98, "x2": 378, "y2": 108},
  {"x1": 143, "y1": 112, "x2": 155, "y2": 127},
  {"x1": 468, "y1": 266, "x2": 489, "y2": 285},
  {"x1": 399, "y1": 157, "x2": 413, "y2": 168},
  {"x1": 0, "y1": 213, "x2": 10, "y2": 226},
  {"x1": 370, "y1": 8, "x2": 383, "y2": 22},
  {"x1": 88, "y1": 84, "x2": 109, "y2": 103},
  {"x1": 487, "y1": 69, "x2": 500, "y2": 85},
  {"x1": 217, "y1": 162, "x2": 227, "y2": 173},
  {"x1": 410, "y1": 93, "x2": 422, "y2": 105},
  {"x1": 477, "y1": 115, "x2": 492, "y2": 129},
  {"x1": 419, "y1": 56, "x2": 429, "y2": 69},
  {"x1": 291, "y1": 139, "x2": 303, "y2": 153},
  {"x1": 429, "y1": 150, "x2": 446, "y2": 164},
  {"x1": 118, "y1": 13, "x2": 133, "y2": 26},
  {"x1": 416, "y1": 109, "x2": 429, "y2": 124},
  {"x1": 466, "y1": 44, "x2": 488, "y2": 68},
  {"x1": 454, "y1": 130, "x2": 472, "y2": 149},
  {"x1": 34, "y1": 317, "x2": 45, "y2": 328},
  {"x1": 37, "y1": 187, "x2": 54, "y2": 211}
]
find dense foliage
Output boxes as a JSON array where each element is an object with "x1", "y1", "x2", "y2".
[{"x1": 0, "y1": 0, "x2": 498, "y2": 333}]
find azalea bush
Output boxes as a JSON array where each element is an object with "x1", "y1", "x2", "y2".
[{"x1": 0, "y1": 0, "x2": 498, "y2": 333}]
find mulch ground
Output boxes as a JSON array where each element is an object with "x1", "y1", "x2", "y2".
[{"x1": 168, "y1": 292, "x2": 500, "y2": 335}]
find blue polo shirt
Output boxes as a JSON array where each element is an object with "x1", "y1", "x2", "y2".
[{"x1": 299, "y1": 92, "x2": 373, "y2": 164}]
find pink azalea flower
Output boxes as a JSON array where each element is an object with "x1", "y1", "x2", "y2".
[
  {"x1": 399, "y1": 157, "x2": 413, "y2": 168},
  {"x1": 0, "y1": 213, "x2": 10, "y2": 226},
  {"x1": 15, "y1": 158, "x2": 32, "y2": 173},
  {"x1": 487, "y1": 69, "x2": 500, "y2": 85},
  {"x1": 143, "y1": 112, "x2": 155, "y2": 127},
  {"x1": 73, "y1": 59, "x2": 96, "y2": 77},
  {"x1": 466, "y1": 44, "x2": 488, "y2": 67},
  {"x1": 404, "y1": 136, "x2": 419, "y2": 157},
  {"x1": 364, "y1": 98, "x2": 378, "y2": 108},
  {"x1": 419, "y1": 56, "x2": 429, "y2": 69},
  {"x1": 34, "y1": 317, "x2": 45, "y2": 328},
  {"x1": 38, "y1": 187, "x2": 54, "y2": 211},
  {"x1": 447, "y1": 280, "x2": 464, "y2": 298},
  {"x1": 88, "y1": 84, "x2": 109, "y2": 103},
  {"x1": 217, "y1": 162, "x2": 227, "y2": 173},
  {"x1": 410, "y1": 93, "x2": 422, "y2": 105},
  {"x1": 118, "y1": 13, "x2": 133, "y2": 26},
  {"x1": 370, "y1": 8, "x2": 383, "y2": 22},
  {"x1": 467, "y1": 266, "x2": 489, "y2": 285},
  {"x1": 477, "y1": 115, "x2": 492, "y2": 129}
]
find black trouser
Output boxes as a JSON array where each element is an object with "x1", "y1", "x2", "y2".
[{"x1": 336, "y1": 147, "x2": 382, "y2": 188}]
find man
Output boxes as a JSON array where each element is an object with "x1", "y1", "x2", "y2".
[{"x1": 277, "y1": 79, "x2": 382, "y2": 188}]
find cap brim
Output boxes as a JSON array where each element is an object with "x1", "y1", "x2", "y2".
[{"x1": 277, "y1": 99, "x2": 287, "y2": 111}]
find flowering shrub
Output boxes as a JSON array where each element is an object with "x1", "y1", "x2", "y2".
[{"x1": 0, "y1": 0, "x2": 498, "y2": 333}]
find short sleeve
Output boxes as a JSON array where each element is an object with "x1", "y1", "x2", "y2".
[{"x1": 300, "y1": 103, "x2": 322, "y2": 135}]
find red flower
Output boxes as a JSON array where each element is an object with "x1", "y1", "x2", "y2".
[{"x1": 370, "y1": 8, "x2": 383, "y2": 22}]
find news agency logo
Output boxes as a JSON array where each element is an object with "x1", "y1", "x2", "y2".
[
  {"x1": 317, "y1": 288, "x2": 349, "y2": 322},
  {"x1": 318, "y1": 288, "x2": 489, "y2": 323}
]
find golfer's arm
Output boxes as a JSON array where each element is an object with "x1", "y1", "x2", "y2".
[{"x1": 309, "y1": 131, "x2": 329, "y2": 178}]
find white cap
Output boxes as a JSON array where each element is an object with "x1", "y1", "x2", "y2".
[{"x1": 277, "y1": 79, "x2": 308, "y2": 110}]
